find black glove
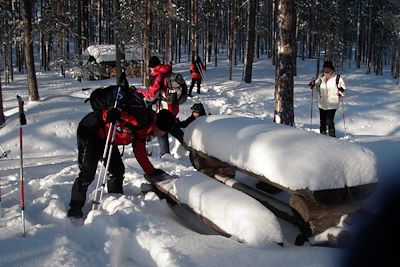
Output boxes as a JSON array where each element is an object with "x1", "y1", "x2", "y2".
[
  {"x1": 107, "y1": 108, "x2": 121, "y2": 123},
  {"x1": 308, "y1": 80, "x2": 315, "y2": 88},
  {"x1": 338, "y1": 87, "x2": 345, "y2": 96},
  {"x1": 144, "y1": 169, "x2": 171, "y2": 182}
]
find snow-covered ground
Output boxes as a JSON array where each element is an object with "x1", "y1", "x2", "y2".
[{"x1": 0, "y1": 56, "x2": 399, "y2": 267}]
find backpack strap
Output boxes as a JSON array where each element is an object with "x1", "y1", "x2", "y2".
[{"x1": 336, "y1": 74, "x2": 340, "y2": 87}]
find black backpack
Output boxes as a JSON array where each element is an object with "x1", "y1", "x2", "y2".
[
  {"x1": 85, "y1": 74, "x2": 150, "y2": 129},
  {"x1": 162, "y1": 72, "x2": 188, "y2": 105}
]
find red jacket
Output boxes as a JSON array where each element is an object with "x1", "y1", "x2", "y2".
[
  {"x1": 137, "y1": 64, "x2": 179, "y2": 117},
  {"x1": 190, "y1": 63, "x2": 205, "y2": 79},
  {"x1": 98, "y1": 109, "x2": 157, "y2": 175}
]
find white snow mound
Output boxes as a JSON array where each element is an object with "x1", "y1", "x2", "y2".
[
  {"x1": 184, "y1": 115, "x2": 378, "y2": 191},
  {"x1": 171, "y1": 174, "x2": 283, "y2": 246}
]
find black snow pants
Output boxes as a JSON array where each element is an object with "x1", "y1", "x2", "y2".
[
  {"x1": 69, "y1": 112, "x2": 125, "y2": 210},
  {"x1": 189, "y1": 78, "x2": 201, "y2": 95},
  {"x1": 319, "y1": 108, "x2": 337, "y2": 137}
]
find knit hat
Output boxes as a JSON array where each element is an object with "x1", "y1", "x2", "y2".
[
  {"x1": 191, "y1": 103, "x2": 206, "y2": 116},
  {"x1": 149, "y1": 56, "x2": 161, "y2": 68},
  {"x1": 155, "y1": 110, "x2": 175, "y2": 132},
  {"x1": 323, "y1": 61, "x2": 334, "y2": 70}
]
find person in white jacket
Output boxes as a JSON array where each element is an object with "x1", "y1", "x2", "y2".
[{"x1": 309, "y1": 61, "x2": 346, "y2": 137}]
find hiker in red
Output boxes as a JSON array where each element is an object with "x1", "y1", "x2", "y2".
[
  {"x1": 136, "y1": 57, "x2": 179, "y2": 117},
  {"x1": 67, "y1": 108, "x2": 175, "y2": 218},
  {"x1": 188, "y1": 56, "x2": 206, "y2": 97},
  {"x1": 137, "y1": 56, "x2": 181, "y2": 157}
]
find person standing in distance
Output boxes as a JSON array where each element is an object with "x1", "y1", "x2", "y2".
[
  {"x1": 309, "y1": 61, "x2": 346, "y2": 137},
  {"x1": 188, "y1": 56, "x2": 206, "y2": 97}
]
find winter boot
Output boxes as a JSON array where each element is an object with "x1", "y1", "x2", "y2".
[
  {"x1": 107, "y1": 178, "x2": 123, "y2": 194},
  {"x1": 320, "y1": 126, "x2": 327, "y2": 135},
  {"x1": 328, "y1": 128, "x2": 336, "y2": 137},
  {"x1": 67, "y1": 206, "x2": 83, "y2": 218},
  {"x1": 67, "y1": 177, "x2": 88, "y2": 218}
]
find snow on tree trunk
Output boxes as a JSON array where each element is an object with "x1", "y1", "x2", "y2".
[
  {"x1": 22, "y1": 0, "x2": 39, "y2": 101},
  {"x1": 273, "y1": 0, "x2": 295, "y2": 126}
]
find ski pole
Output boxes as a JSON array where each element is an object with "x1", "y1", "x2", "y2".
[
  {"x1": 310, "y1": 89, "x2": 314, "y2": 131},
  {"x1": 16, "y1": 95, "x2": 27, "y2": 237},
  {"x1": 340, "y1": 96, "x2": 347, "y2": 138},
  {"x1": 92, "y1": 87, "x2": 122, "y2": 210}
]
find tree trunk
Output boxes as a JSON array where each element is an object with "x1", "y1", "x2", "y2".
[
  {"x1": 392, "y1": 47, "x2": 400, "y2": 80},
  {"x1": 315, "y1": 31, "x2": 321, "y2": 78},
  {"x1": 77, "y1": 0, "x2": 83, "y2": 55},
  {"x1": 0, "y1": 69, "x2": 5, "y2": 127},
  {"x1": 143, "y1": 0, "x2": 152, "y2": 86},
  {"x1": 244, "y1": 0, "x2": 256, "y2": 83},
  {"x1": 22, "y1": 0, "x2": 39, "y2": 101},
  {"x1": 366, "y1": 0, "x2": 373, "y2": 74},
  {"x1": 98, "y1": 0, "x2": 103, "y2": 44},
  {"x1": 272, "y1": 0, "x2": 278, "y2": 65},
  {"x1": 228, "y1": 0, "x2": 234, "y2": 80},
  {"x1": 191, "y1": 0, "x2": 199, "y2": 60},
  {"x1": 274, "y1": 0, "x2": 295, "y2": 126},
  {"x1": 114, "y1": 0, "x2": 124, "y2": 82},
  {"x1": 167, "y1": 0, "x2": 174, "y2": 64},
  {"x1": 355, "y1": 1, "x2": 362, "y2": 68}
]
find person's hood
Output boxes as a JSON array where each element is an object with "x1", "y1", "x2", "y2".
[{"x1": 151, "y1": 64, "x2": 172, "y2": 76}]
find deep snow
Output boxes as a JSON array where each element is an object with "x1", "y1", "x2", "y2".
[{"x1": 0, "y1": 55, "x2": 399, "y2": 267}]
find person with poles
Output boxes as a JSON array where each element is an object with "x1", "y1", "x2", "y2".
[
  {"x1": 309, "y1": 61, "x2": 346, "y2": 137},
  {"x1": 188, "y1": 56, "x2": 206, "y2": 97},
  {"x1": 67, "y1": 105, "x2": 176, "y2": 218},
  {"x1": 136, "y1": 56, "x2": 182, "y2": 158}
]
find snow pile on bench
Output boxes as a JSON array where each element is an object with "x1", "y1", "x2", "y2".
[
  {"x1": 184, "y1": 115, "x2": 378, "y2": 191},
  {"x1": 165, "y1": 173, "x2": 283, "y2": 246}
]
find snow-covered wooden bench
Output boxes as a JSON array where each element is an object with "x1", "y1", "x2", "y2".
[{"x1": 183, "y1": 115, "x2": 378, "y2": 239}]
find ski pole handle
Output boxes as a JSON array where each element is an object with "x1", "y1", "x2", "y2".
[{"x1": 16, "y1": 95, "x2": 27, "y2": 126}]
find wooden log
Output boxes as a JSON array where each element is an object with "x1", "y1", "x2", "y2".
[
  {"x1": 313, "y1": 188, "x2": 348, "y2": 205},
  {"x1": 348, "y1": 183, "x2": 377, "y2": 201},
  {"x1": 290, "y1": 193, "x2": 359, "y2": 235},
  {"x1": 189, "y1": 150, "x2": 236, "y2": 178}
]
